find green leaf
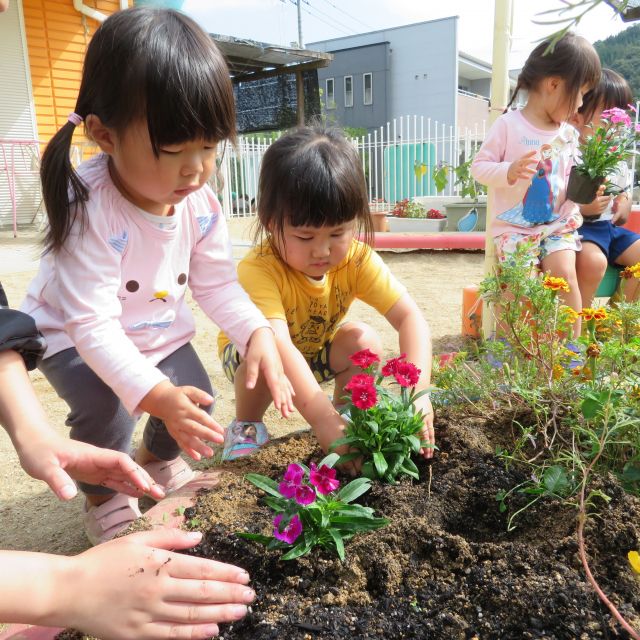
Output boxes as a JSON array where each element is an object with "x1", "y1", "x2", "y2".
[
  {"x1": 336, "y1": 477, "x2": 372, "y2": 503},
  {"x1": 318, "y1": 452, "x2": 341, "y2": 468},
  {"x1": 329, "y1": 436, "x2": 360, "y2": 449},
  {"x1": 244, "y1": 473, "x2": 282, "y2": 498},
  {"x1": 281, "y1": 539, "x2": 315, "y2": 560},
  {"x1": 373, "y1": 451, "x2": 389, "y2": 477},
  {"x1": 331, "y1": 515, "x2": 389, "y2": 531},
  {"x1": 407, "y1": 434, "x2": 422, "y2": 453},
  {"x1": 366, "y1": 420, "x2": 379, "y2": 434},
  {"x1": 543, "y1": 465, "x2": 569, "y2": 495},
  {"x1": 400, "y1": 457, "x2": 420, "y2": 479},
  {"x1": 336, "y1": 451, "x2": 363, "y2": 464},
  {"x1": 236, "y1": 532, "x2": 273, "y2": 545},
  {"x1": 328, "y1": 528, "x2": 345, "y2": 561}
]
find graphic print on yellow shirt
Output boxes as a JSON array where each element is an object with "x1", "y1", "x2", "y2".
[{"x1": 217, "y1": 240, "x2": 406, "y2": 359}]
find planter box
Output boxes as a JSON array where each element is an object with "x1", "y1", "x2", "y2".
[
  {"x1": 387, "y1": 217, "x2": 447, "y2": 232},
  {"x1": 443, "y1": 201, "x2": 487, "y2": 232},
  {"x1": 370, "y1": 210, "x2": 390, "y2": 232}
]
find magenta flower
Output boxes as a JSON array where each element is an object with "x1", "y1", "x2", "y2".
[
  {"x1": 310, "y1": 463, "x2": 340, "y2": 495},
  {"x1": 345, "y1": 373, "x2": 375, "y2": 391},
  {"x1": 381, "y1": 354, "x2": 407, "y2": 376},
  {"x1": 273, "y1": 514, "x2": 303, "y2": 544},
  {"x1": 278, "y1": 463, "x2": 304, "y2": 499},
  {"x1": 603, "y1": 107, "x2": 632, "y2": 127},
  {"x1": 294, "y1": 483, "x2": 316, "y2": 505},
  {"x1": 349, "y1": 349, "x2": 380, "y2": 369},
  {"x1": 351, "y1": 383, "x2": 377, "y2": 410},
  {"x1": 394, "y1": 361, "x2": 421, "y2": 387}
]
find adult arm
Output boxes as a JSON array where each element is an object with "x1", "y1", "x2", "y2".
[{"x1": 0, "y1": 529, "x2": 254, "y2": 639}]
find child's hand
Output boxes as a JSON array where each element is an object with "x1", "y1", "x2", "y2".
[
  {"x1": 507, "y1": 151, "x2": 538, "y2": 184},
  {"x1": 18, "y1": 432, "x2": 165, "y2": 501},
  {"x1": 140, "y1": 381, "x2": 223, "y2": 460},
  {"x1": 245, "y1": 327, "x2": 295, "y2": 418},
  {"x1": 414, "y1": 394, "x2": 435, "y2": 459},
  {"x1": 611, "y1": 193, "x2": 631, "y2": 225},
  {"x1": 580, "y1": 185, "x2": 611, "y2": 217},
  {"x1": 57, "y1": 529, "x2": 254, "y2": 639}
]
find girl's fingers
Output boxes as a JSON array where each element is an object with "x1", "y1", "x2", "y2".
[
  {"x1": 162, "y1": 579, "x2": 254, "y2": 605},
  {"x1": 166, "y1": 555, "x2": 251, "y2": 584},
  {"x1": 157, "y1": 603, "x2": 250, "y2": 625},
  {"x1": 244, "y1": 357, "x2": 259, "y2": 390},
  {"x1": 182, "y1": 386, "x2": 215, "y2": 408}
]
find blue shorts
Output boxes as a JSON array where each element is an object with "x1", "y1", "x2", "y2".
[{"x1": 580, "y1": 221, "x2": 640, "y2": 265}]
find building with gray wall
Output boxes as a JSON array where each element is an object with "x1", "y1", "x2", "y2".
[{"x1": 309, "y1": 17, "x2": 495, "y2": 135}]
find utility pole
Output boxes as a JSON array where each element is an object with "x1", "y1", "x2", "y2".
[
  {"x1": 482, "y1": 0, "x2": 513, "y2": 337},
  {"x1": 297, "y1": 0, "x2": 303, "y2": 47}
]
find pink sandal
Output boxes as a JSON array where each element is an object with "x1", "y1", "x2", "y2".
[
  {"x1": 142, "y1": 456, "x2": 197, "y2": 496},
  {"x1": 83, "y1": 494, "x2": 141, "y2": 545}
]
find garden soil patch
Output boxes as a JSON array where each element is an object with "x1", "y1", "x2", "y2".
[{"x1": 61, "y1": 408, "x2": 640, "y2": 640}]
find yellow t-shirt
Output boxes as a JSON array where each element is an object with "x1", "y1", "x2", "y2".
[{"x1": 218, "y1": 240, "x2": 406, "y2": 359}]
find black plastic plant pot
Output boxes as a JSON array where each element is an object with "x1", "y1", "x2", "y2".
[{"x1": 566, "y1": 166, "x2": 604, "y2": 204}]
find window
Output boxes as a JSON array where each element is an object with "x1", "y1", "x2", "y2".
[
  {"x1": 363, "y1": 72, "x2": 373, "y2": 105},
  {"x1": 325, "y1": 78, "x2": 335, "y2": 109},
  {"x1": 344, "y1": 75, "x2": 353, "y2": 108}
]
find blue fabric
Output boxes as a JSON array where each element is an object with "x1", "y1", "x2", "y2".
[{"x1": 580, "y1": 220, "x2": 640, "y2": 265}]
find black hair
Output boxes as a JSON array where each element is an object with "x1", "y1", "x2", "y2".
[
  {"x1": 255, "y1": 126, "x2": 373, "y2": 255},
  {"x1": 578, "y1": 68, "x2": 633, "y2": 123},
  {"x1": 506, "y1": 32, "x2": 601, "y2": 115},
  {"x1": 41, "y1": 7, "x2": 236, "y2": 252}
]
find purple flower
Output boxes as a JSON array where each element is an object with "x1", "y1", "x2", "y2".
[
  {"x1": 273, "y1": 513, "x2": 303, "y2": 544},
  {"x1": 309, "y1": 463, "x2": 340, "y2": 495},
  {"x1": 294, "y1": 483, "x2": 316, "y2": 505},
  {"x1": 278, "y1": 463, "x2": 305, "y2": 498}
]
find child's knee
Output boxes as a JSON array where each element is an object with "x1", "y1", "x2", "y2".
[{"x1": 338, "y1": 321, "x2": 382, "y2": 354}]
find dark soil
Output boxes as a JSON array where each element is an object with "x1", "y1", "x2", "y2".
[
  {"x1": 177, "y1": 408, "x2": 640, "y2": 640},
  {"x1": 59, "y1": 408, "x2": 640, "y2": 640}
]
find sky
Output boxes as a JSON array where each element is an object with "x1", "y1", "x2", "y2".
[{"x1": 181, "y1": 0, "x2": 633, "y2": 69}]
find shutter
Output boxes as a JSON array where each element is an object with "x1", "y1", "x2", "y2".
[{"x1": 0, "y1": 0, "x2": 40, "y2": 229}]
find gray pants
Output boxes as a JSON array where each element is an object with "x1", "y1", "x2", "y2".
[{"x1": 39, "y1": 342, "x2": 214, "y2": 495}]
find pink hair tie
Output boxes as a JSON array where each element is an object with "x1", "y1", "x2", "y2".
[{"x1": 68, "y1": 112, "x2": 83, "y2": 126}]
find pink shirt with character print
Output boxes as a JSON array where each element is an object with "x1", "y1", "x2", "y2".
[
  {"x1": 471, "y1": 109, "x2": 581, "y2": 238},
  {"x1": 23, "y1": 153, "x2": 269, "y2": 415}
]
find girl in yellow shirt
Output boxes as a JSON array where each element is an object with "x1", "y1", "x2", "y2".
[{"x1": 219, "y1": 126, "x2": 434, "y2": 461}]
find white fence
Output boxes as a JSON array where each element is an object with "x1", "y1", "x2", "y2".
[
  {"x1": 0, "y1": 115, "x2": 487, "y2": 230},
  {"x1": 219, "y1": 115, "x2": 487, "y2": 218}
]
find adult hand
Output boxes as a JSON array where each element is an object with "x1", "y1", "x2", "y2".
[
  {"x1": 507, "y1": 151, "x2": 538, "y2": 184},
  {"x1": 245, "y1": 327, "x2": 295, "y2": 418},
  {"x1": 17, "y1": 432, "x2": 164, "y2": 501},
  {"x1": 140, "y1": 381, "x2": 223, "y2": 461},
  {"x1": 55, "y1": 529, "x2": 255, "y2": 639}
]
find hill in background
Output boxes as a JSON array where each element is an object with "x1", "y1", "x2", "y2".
[{"x1": 594, "y1": 23, "x2": 640, "y2": 100}]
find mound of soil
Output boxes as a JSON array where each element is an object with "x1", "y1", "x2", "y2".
[
  {"x1": 176, "y1": 408, "x2": 640, "y2": 639},
  {"x1": 59, "y1": 408, "x2": 640, "y2": 640}
]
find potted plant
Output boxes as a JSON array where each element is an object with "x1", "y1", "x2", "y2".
[
  {"x1": 387, "y1": 198, "x2": 448, "y2": 232},
  {"x1": 567, "y1": 106, "x2": 640, "y2": 204},
  {"x1": 433, "y1": 155, "x2": 487, "y2": 232},
  {"x1": 369, "y1": 198, "x2": 390, "y2": 232}
]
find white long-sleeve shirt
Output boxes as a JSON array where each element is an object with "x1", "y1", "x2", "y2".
[{"x1": 23, "y1": 153, "x2": 269, "y2": 414}]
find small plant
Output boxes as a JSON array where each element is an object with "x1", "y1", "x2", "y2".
[
  {"x1": 575, "y1": 107, "x2": 639, "y2": 183},
  {"x1": 391, "y1": 198, "x2": 428, "y2": 218},
  {"x1": 238, "y1": 453, "x2": 388, "y2": 561},
  {"x1": 331, "y1": 349, "x2": 432, "y2": 483},
  {"x1": 432, "y1": 155, "x2": 484, "y2": 200},
  {"x1": 426, "y1": 208, "x2": 445, "y2": 219}
]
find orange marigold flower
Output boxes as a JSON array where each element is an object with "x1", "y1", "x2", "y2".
[
  {"x1": 552, "y1": 364, "x2": 564, "y2": 380},
  {"x1": 542, "y1": 275, "x2": 570, "y2": 292},
  {"x1": 581, "y1": 307, "x2": 608, "y2": 321},
  {"x1": 593, "y1": 307, "x2": 608, "y2": 321},
  {"x1": 560, "y1": 306, "x2": 579, "y2": 323},
  {"x1": 621, "y1": 263, "x2": 640, "y2": 279},
  {"x1": 572, "y1": 366, "x2": 582, "y2": 376},
  {"x1": 586, "y1": 343, "x2": 601, "y2": 358}
]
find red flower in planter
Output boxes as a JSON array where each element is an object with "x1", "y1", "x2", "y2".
[
  {"x1": 349, "y1": 349, "x2": 380, "y2": 369},
  {"x1": 381, "y1": 353, "x2": 407, "y2": 376},
  {"x1": 273, "y1": 513, "x2": 303, "y2": 544},
  {"x1": 309, "y1": 463, "x2": 340, "y2": 495},
  {"x1": 394, "y1": 361, "x2": 421, "y2": 387},
  {"x1": 350, "y1": 383, "x2": 378, "y2": 410}
]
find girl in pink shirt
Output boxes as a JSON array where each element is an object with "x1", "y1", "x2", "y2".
[
  {"x1": 23, "y1": 7, "x2": 293, "y2": 545},
  {"x1": 471, "y1": 33, "x2": 601, "y2": 332}
]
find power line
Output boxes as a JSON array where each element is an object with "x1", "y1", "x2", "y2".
[
  {"x1": 286, "y1": 0, "x2": 353, "y2": 37},
  {"x1": 318, "y1": 0, "x2": 375, "y2": 31},
  {"x1": 302, "y1": 0, "x2": 357, "y2": 35}
]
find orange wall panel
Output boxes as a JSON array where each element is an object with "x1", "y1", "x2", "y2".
[{"x1": 22, "y1": 0, "x2": 128, "y2": 142}]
